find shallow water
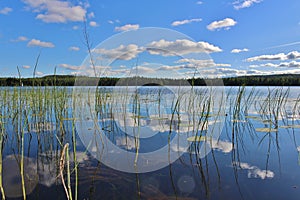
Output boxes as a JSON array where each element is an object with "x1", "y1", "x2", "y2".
[{"x1": 0, "y1": 86, "x2": 300, "y2": 199}]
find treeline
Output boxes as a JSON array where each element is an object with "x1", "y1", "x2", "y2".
[
  {"x1": 222, "y1": 74, "x2": 300, "y2": 86},
  {"x1": 1, "y1": 74, "x2": 300, "y2": 86}
]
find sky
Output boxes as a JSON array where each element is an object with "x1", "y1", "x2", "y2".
[{"x1": 1, "y1": 0, "x2": 300, "y2": 78}]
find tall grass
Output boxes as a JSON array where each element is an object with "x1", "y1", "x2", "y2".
[
  {"x1": 0, "y1": 110, "x2": 5, "y2": 199},
  {"x1": 1, "y1": 79, "x2": 300, "y2": 199}
]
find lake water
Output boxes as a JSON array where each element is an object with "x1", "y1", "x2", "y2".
[{"x1": 0, "y1": 86, "x2": 300, "y2": 199}]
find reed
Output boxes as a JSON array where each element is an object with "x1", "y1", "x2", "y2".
[{"x1": 0, "y1": 114, "x2": 5, "y2": 199}]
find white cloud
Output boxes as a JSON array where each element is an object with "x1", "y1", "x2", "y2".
[
  {"x1": 247, "y1": 68, "x2": 300, "y2": 75},
  {"x1": 286, "y1": 51, "x2": 300, "y2": 59},
  {"x1": 72, "y1": 25, "x2": 79, "y2": 30},
  {"x1": 0, "y1": 7, "x2": 12, "y2": 15},
  {"x1": 23, "y1": 0, "x2": 87, "y2": 23},
  {"x1": 130, "y1": 66, "x2": 156, "y2": 75},
  {"x1": 233, "y1": 0, "x2": 262, "y2": 10},
  {"x1": 69, "y1": 46, "x2": 80, "y2": 51},
  {"x1": 27, "y1": 39, "x2": 54, "y2": 48},
  {"x1": 211, "y1": 139, "x2": 233, "y2": 153},
  {"x1": 22, "y1": 65, "x2": 31, "y2": 69},
  {"x1": 260, "y1": 63, "x2": 277, "y2": 67},
  {"x1": 173, "y1": 138, "x2": 232, "y2": 154},
  {"x1": 171, "y1": 144, "x2": 188, "y2": 153},
  {"x1": 72, "y1": 66, "x2": 110, "y2": 76},
  {"x1": 59, "y1": 64, "x2": 83, "y2": 70},
  {"x1": 89, "y1": 21, "x2": 98, "y2": 27},
  {"x1": 88, "y1": 12, "x2": 95, "y2": 18},
  {"x1": 216, "y1": 67, "x2": 246, "y2": 75},
  {"x1": 245, "y1": 69, "x2": 264, "y2": 75},
  {"x1": 233, "y1": 162, "x2": 274, "y2": 179},
  {"x1": 231, "y1": 48, "x2": 249, "y2": 53},
  {"x1": 108, "y1": 19, "x2": 121, "y2": 24},
  {"x1": 246, "y1": 51, "x2": 300, "y2": 62},
  {"x1": 247, "y1": 53, "x2": 286, "y2": 61},
  {"x1": 249, "y1": 64, "x2": 259, "y2": 68},
  {"x1": 157, "y1": 65, "x2": 183, "y2": 71},
  {"x1": 146, "y1": 39, "x2": 222, "y2": 56},
  {"x1": 12, "y1": 36, "x2": 28, "y2": 42},
  {"x1": 70, "y1": 65, "x2": 126, "y2": 77},
  {"x1": 192, "y1": 67, "x2": 247, "y2": 78},
  {"x1": 171, "y1": 18, "x2": 202, "y2": 26},
  {"x1": 207, "y1": 18, "x2": 237, "y2": 31},
  {"x1": 115, "y1": 24, "x2": 139, "y2": 31},
  {"x1": 27, "y1": 39, "x2": 55, "y2": 48},
  {"x1": 93, "y1": 44, "x2": 142, "y2": 60},
  {"x1": 177, "y1": 58, "x2": 231, "y2": 67},
  {"x1": 35, "y1": 71, "x2": 44, "y2": 76},
  {"x1": 189, "y1": 65, "x2": 300, "y2": 78},
  {"x1": 278, "y1": 61, "x2": 300, "y2": 68},
  {"x1": 196, "y1": 1, "x2": 203, "y2": 5}
]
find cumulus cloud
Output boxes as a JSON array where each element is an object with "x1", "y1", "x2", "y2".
[
  {"x1": 108, "y1": 19, "x2": 120, "y2": 24},
  {"x1": 93, "y1": 44, "x2": 142, "y2": 60},
  {"x1": 231, "y1": 48, "x2": 249, "y2": 53},
  {"x1": 72, "y1": 25, "x2": 79, "y2": 30},
  {"x1": 246, "y1": 51, "x2": 300, "y2": 62},
  {"x1": 22, "y1": 0, "x2": 87, "y2": 23},
  {"x1": 286, "y1": 51, "x2": 300, "y2": 59},
  {"x1": 157, "y1": 65, "x2": 183, "y2": 71},
  {"x1": 191, "y1": 66, "x2": 300, "y2": 78},
  {"x1": 171, "y1": 18, "x2": 202, "y2": 26},
  {"x1": 278, "y1": 61, "x2": 300, "y2": 68},
  {"x1": 177, "y1": 58, "x2": 231, "y2": 67},
  {"x1": 247, "y1": 53, "x2": 286, "y2": 62},
  {"x1": 59, "y1": 64, "x2": 84, "y2": 70},
  {"x1": 259, "y1": 63, "x2": 277, "y2": 67},
  {"x1": 233, "y1": 162, "x2": 274, "y2": 179},
  {"x1": 189, "y1": 68, "x2": 245, "y2": 78},
  {"x1": 146, "y1": 39, "x2": 222, "y2": 56},
  {"x1": 35, "y1": 71, "x2": 44, "y2": 76},
  {"x1": 89, "y1": 21, "x2": 98, "y2": 27},
  {"x1": 27, "y1": 39, "x2": 55, "y2": 48},
  {"x1": 12, "y1": 36, "x2": 28, "y2": 42},
  {"x1": 130, "y1": 66, "x2": 156, "y2": 75},
  {"x1": 115, "y1": 24, "x2": 139, "y2": 31},
  {"x1": 88, "y1": 12, "x2": 95, "y2": 19},
  {"x1": 245, "y1": 69, "x2": 264, "y2": 75},
  {"x1": 69, "y1": 46, "x2": 80, "y2": 51},
  {"x1": 67, "y1": 65, "x2": 112, "y2": 76},
  {"x1": 233, "y1": 0, "x2": 262, "y2": 10},
  {"x1": 196, "y1": 1, "x2": 203, "y2": 4},
  {"x1": 249, "y1": 64, "x2": 259, "y2": 68},
  {"x1": 0, "y1": 7, "x2": 12, "y2": 15},
  {"x1": 207, "y1": 18, "x2": 237, "y2": 31},
  {"x1": 216, "y1": 67, "x2": 246, "y2": 75},
  {"x1": 22, "y1": 65, "x2": 31, "y2": 69}
]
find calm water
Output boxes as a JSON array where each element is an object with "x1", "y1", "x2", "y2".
[{"x1": 0, "y1": 86, "x2": 300, "y2": 200}]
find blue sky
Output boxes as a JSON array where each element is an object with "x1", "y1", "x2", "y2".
[{"x1": 1, "y1": 0, "x2": 300, "y2": 78}]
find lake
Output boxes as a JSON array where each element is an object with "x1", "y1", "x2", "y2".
[{"x1": 0, "y1": 86, "x2": 300, "y2": 200}]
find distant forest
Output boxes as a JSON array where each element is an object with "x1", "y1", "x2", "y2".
[{"x1": 1, "y1": 74, "x2": 300, "y2": 86}]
